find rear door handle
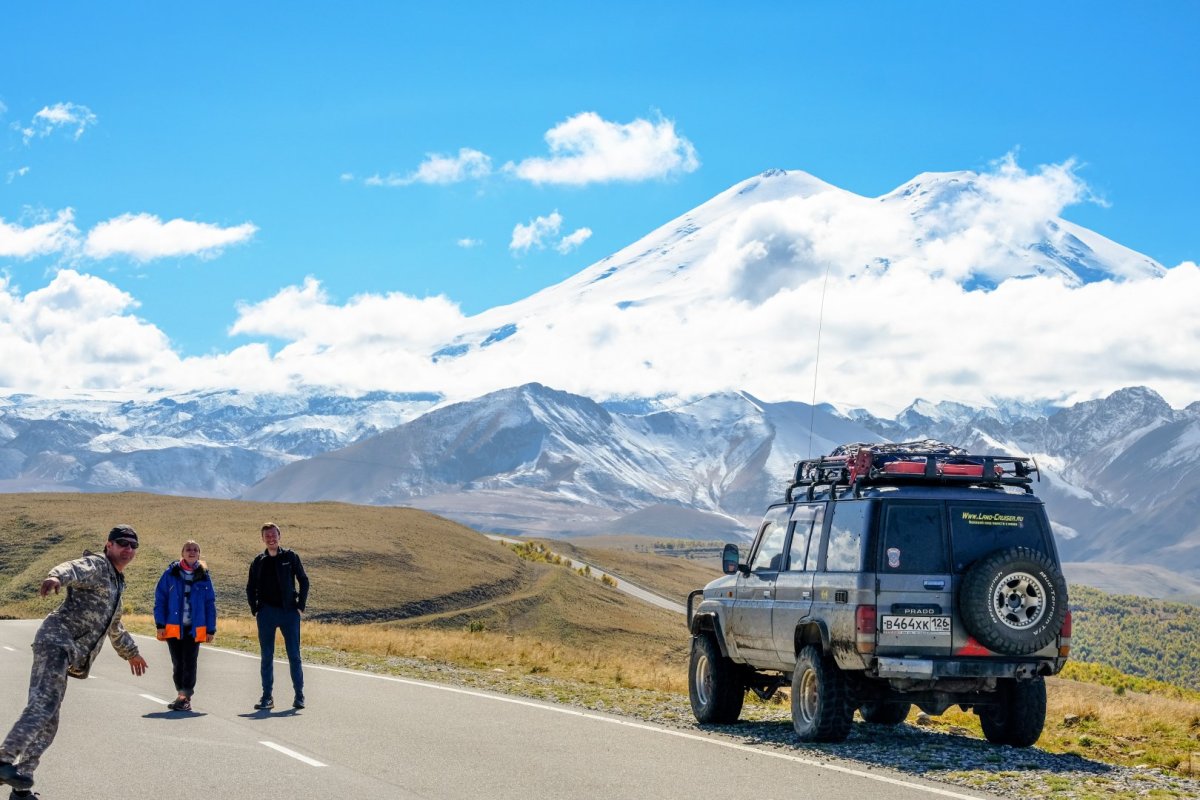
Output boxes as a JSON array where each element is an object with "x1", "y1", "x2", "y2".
[{"x1": 923, "y1": 580, "x2": 946, "y2": 590}]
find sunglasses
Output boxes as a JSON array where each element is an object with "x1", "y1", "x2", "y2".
[{"x1": 112, "y1": 538, "x2": 138, "y2": 550}]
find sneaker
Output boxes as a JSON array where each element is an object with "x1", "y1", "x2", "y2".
[
  {"x1": 11, "y1": 789, "x2": 40, "y2": 798},
  {"x1": 292, "y1": 694, "x2": 305, "y2": 709},
  {"x1": 167, "y1": 697, "x2": 190, "y2": 711},
  {"x1": 254, "y1": 696, "x2": 274, "y2": 710},
  {"x1": 0, "y1": 763, "x2": 33, "y2": 791}
]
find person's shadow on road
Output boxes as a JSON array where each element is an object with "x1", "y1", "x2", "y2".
[{"x1": 143, "y1": 710, "x2": 207, "y2": 720}]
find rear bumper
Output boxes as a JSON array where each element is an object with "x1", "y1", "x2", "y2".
[{"x1": 873, "y1": 656, "x2": 1064, "y2": 679}]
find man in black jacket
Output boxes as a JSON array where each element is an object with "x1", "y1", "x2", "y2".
[{"x1": 245, "y1": 522, "x2": 309, "y2": 710}]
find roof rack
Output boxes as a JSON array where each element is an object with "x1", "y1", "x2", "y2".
[{"x1": 785, "y1": 440, "x2": 1039, "y2": 502}]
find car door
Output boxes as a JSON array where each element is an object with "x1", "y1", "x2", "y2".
[
  {"x1": 729, "y1": 504, "x2": 790, "y2": 659},
  {"x1": 771, "y1": 502, "x2": 825, "y2": 665},
  {"x1": 875, "y1": 500, "x2": 953, "y2": 656}
]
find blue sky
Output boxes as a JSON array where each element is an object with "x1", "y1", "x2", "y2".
[{"x1": 1, "y1": 2, "x2": 1197, "y2": 402}]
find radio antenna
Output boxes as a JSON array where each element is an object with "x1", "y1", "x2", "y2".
[{"x1": 807, "y1": 263, "x2": 833, "y2": 459}]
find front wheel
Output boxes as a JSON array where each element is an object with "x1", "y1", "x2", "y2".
[
  {"x1": 978, "y1": 677, "x2": 1046, "y2": 747},
  {"x1": 688, "y1": 634, "x2": 744, "y2": 724},
  {"x1": 791, "y1": 645, "x2": 853, "y2": 742}
]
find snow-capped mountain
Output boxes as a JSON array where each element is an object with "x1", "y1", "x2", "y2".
[
  {"x1": 850, "y1": 386, "x2": 1200, "y2": 580},
  {"x1": 242, "y1": 382, "x2": 885, "y2": 538},
  {"x1": 423, "y1": 167, "x2": 1165, "y2": 383},
  {"x1": 0, "y1": 390, "x2": 439, "y2": 496}
]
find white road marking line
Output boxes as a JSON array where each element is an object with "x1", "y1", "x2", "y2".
[
  {"x1": 2, "y1": 646, "x2": 14, "y2": 652},
  {"x1": 140, "y1": 693, "x2": 170, "y2": 704},
  {"x1": 260, "y1": 741, "x2": 326, "y2": 767}
]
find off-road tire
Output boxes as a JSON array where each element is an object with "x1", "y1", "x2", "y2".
[
  {"x1": 791, "y1": 645, "x2": 853, "y2": 742},
  {"x1": 858, "y1": 700, "x2": 911, "y2": 726},
  {"x1": 960, "y1": 546, "x2": 1068, "y2": 656},
  {"x1": 978, "y1": 677, "x2": 1047, "y2": 747},
  {"x1": 688, "y1": 633, "x2": 744, "y2": 724}
]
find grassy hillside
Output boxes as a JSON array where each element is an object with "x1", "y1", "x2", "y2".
[
  {"x1": 1067, "y1": 584, "x2": 1200, "y2": 692},
  {"x1": 0, "y1": 493, "x2": 685, "y2": 665}
]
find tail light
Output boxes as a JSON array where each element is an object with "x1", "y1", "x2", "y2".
[
  {"x1": 1058, "y1": 609, "x2": 1073, "y2": 657},
  {"x1": 855, "y1": 605, "x2": 877, "y2": 654}
]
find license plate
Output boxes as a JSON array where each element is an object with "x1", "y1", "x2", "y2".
[{"x1": 881, "y1": 615, "x2": 951, "y2": 634}]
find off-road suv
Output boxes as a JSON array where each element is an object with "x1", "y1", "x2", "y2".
[{"x1": 686, "y1": 441, "x2": 1072, "y2": 747}]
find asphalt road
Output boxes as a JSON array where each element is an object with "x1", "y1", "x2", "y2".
[{"x1": 0, "y1": 619, "x2": 990, "y2": 800}]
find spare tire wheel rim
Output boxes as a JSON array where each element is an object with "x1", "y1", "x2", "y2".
[{"x1": 993, "y1": 570, "x2": 1047, "y2": 630}]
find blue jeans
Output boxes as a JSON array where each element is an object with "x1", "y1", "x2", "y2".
[{"x1": 256, "y1": 605, "x2": 303, "y2": 697}]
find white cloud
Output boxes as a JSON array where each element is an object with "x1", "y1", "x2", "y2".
[
  {"x1": 510, "y1": 211, "x2": 563, "y2": 253},
  {"x1": 0, "y1": 210, "x2": 80, "y2": 258},
  {"x1": 367, "y1": 148, "x2": 492, "y2": 187},
  {"x1": 555, "y1": 227, "x2": 592, "y2": 254},
  {"x1": 20, "y1": 102, "x2": 98, "y2": 143},
  {"x1": 6, "y1": 166, "x2": 31, "y2": 183},
  {"x1": 1, "y1": 156, "x2": 1198, "y2": 415},
  {"x1": 506, "y1": 112, "x2": 699, "y2": 185},
  {"x1": 83, "y1": 214, "x2": 258, "y2": 261},
  {"x1": 339, "y1": 172, "x2": 355, "y2": 182},
  {"x1": 0, "y1": 269, "x2": 180, "y2": 392},
  {"x1": 457, "y1": 238, "x2": 483, "y2": 248}
]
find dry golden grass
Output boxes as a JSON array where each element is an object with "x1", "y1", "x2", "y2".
[
  {"x1": 0, "y1": 492, "x2": 687, "y2": 668},
  {"x1": 0, "y1": 492, "x2": 527, "y2": 620}
]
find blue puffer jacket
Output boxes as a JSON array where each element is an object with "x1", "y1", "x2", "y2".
[{"x1": 154, "y1": 561, "x2": 217, "y2": 642}]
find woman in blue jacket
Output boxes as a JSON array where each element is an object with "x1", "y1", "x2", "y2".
[{"x1": 154, "y1": 540, "x2": 217, "y2": 712}]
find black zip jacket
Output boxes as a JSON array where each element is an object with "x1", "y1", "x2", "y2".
[{"x1": 246, "y1": 547, "x2": 309, "y2": 614}]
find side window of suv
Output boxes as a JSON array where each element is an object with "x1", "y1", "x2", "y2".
[
  {"x1": 788, "y1": 503, "x2": 824, "y2": 571},
  {"x1": 880, "y1": 502, "x2": 948, "y2": 574},
  {"x1": 825, "y1": 501, "x2": 870, "y2": 572},
  {"x1": 750, "y1": 506, "x2": 791, "y2": 573}
]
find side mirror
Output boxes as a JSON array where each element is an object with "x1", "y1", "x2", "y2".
[{"x1": 721, "y1": 543, "x2": 741, "y2": 575}]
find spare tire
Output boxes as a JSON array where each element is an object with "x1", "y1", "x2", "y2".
[{"x1": 959, "y1": 546, "x2": 1068, "y2": 656}]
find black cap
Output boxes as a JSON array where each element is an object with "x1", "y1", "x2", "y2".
[{"x1": 108, "y1": 525, "x2": 138, "y2": 543}]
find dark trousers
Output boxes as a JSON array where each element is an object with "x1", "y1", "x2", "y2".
[
  {"x1": 0, "y1": 644, "x2": 70, "y2": 776},
  {"x1": 166, "y1": 630, "x2": 201, "y2": 697},
  {"x1": 256, "y1": 605, "x2": 303, "y2": 697}
]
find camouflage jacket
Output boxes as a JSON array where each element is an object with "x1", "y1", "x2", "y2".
[{"x1": 34, "y1": 551, "x2": 140, "y2": 679}]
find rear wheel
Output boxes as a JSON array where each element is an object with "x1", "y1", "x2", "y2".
[
  {"x1": 978, "y1": 677, "x2": 1046, "y2": 747},
  {"x1": 688, "y1": 634, "x2": 744, "y2": 724},
  {"x1": 859, "y1": 700, "x2": 911, "y2": 726},
  {"x1": 791, "y1": 645, "x2": 853, "y2": 742}
]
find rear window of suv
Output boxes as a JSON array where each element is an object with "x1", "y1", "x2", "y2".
[
  {"x1": 879, "y1": 502, "x2": 948, "y2": 574},
  {"x1": 949, "y1": 503, "x2": 1050, "y2": 572}
]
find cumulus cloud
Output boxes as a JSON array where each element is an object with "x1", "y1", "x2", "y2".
[
  {"x1": 83, "y1": 213, "x2": 258, "y2": 261},
  {"x1": 2, "y1": 156, "x2": 1198, "y2": 415},
  {"x1": 457, "y1": 238, "x2": 483, "y2": 249},
  {"x1": 555, "y1": 227, "x2": 592, "y2": 254},
  {"x1": 367, "y1": 148, "x2": 492, "y2": 187},
  {"x1": 19, "y1": 102, "x2": 98, "y2": 143},
  {"x1": 0, "y1": 269, "x2": 181, "y2": 392},
  {"x1": 0, "y1": 210, "x2": 80, "y2": 258},
  {"x1": 506, "y1": 112, "x2": 699, "y2": 185},
  {"x1": 510, "y1": 211, "x2": 563, "y2": 253}
]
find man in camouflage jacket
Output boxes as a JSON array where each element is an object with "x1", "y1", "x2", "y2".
[{"x1": 0, "y1": 525, "x2": 149, "y2": 795}]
